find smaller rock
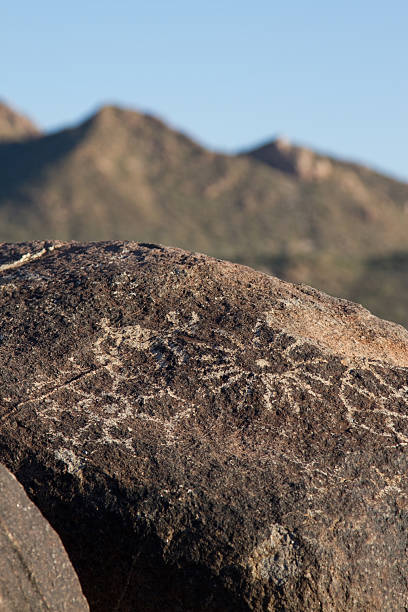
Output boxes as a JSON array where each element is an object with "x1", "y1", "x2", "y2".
[{"x1": 0, "y1": 464, "x2": 89, "y2": 611}]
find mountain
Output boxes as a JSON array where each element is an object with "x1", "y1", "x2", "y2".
[
  {"x1": 0, "y1": 103, "x2": 408, "y2": 326},
  {"x1": 0, "y1": 101, "x2": 40, "y2": 141},
  {"x1": 241, "y1": 136, "x2": 335, "y2": 180}
]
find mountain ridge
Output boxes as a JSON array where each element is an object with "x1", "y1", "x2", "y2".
[
  {"x1": 0, "y1": 101, "x2": 40, "y2": 142},
  {"x1": 1, "y1": 101, "x2": 408, "y2": 326}
]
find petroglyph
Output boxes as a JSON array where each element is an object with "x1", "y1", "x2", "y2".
[
  {"x1": 6, "y1": 303, "x2": 407, "y2": 477},
  {"x1": 2, "y1": 241, "x2": 408, "y2": 610}
]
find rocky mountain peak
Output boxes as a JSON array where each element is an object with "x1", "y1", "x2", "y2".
[
  {"x1": 0, "y1": 101, "x2": 40, "y2": 141},
  {"x1": 244, "y1": 137, "x2": 334, "y2": 180}
]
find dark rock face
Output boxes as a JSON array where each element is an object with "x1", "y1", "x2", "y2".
[
  {"x1": 0, "y1": 463, "x2": 89, "y2": 611},
  {"x1": 1, "y1": 241, "x2": 408, "y2": 611}
]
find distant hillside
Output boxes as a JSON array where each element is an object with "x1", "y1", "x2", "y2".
[
  {"x1": 0, "y1": 102, "x2": 40, "y2": 141},
  {"x1": 1, "y1": 102, "x2": 408, "y2": 326}
]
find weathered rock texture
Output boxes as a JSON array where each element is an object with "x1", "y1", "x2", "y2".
[
  {"x1": 1, "y1": 241, "x2": 408, "y2": 611},
  {"x1": 0, "y1": 463, "x2": 89, "y2": 611}
]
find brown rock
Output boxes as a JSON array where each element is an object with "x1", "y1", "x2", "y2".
[
  {"x1": 0, "y1": 463, "x2": 89, "y2": 611},
  {"x1": 1, "y1": 241, "x2": 408, "y2": 611}
]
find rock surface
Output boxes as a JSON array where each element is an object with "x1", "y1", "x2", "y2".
[
  {"x1": 0, "y1": 463, "x2": 89, "y2": 611},
  {"x1": 1, "y1": 241, "x2": 408, "y2": 611}
]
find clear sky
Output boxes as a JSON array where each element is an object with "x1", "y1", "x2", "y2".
[{"x1": 2, "y1": 1, "x2": 407, "y2": 180}]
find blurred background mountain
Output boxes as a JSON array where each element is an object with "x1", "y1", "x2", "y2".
[
  {"x1": 0, "y1": 102, "x2": 40, "y2": 142},
  {"x1": 1, "y1": 101, "x2": 408, "y2": 327}
]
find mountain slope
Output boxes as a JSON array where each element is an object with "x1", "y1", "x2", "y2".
[
  {"x1": 1, "y1": 103, "x2": 408, "y2": 325},
  {"x1": 0, "y1": 101, "x2": 40, "y2": 141}
]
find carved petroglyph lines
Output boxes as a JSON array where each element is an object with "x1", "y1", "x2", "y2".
[
  {"x1": 214, "y1": 328, "x2": 247, "y2": 351},
  {"x1": 369, "y1": 366, "x2": 408, "y2": 399},
  {"x1": 255, "y1": 331, "x2": 333, "y2": 415},
  {"x1": 0, "y1": 368, "x2": 99, "y2": 422},
  {"x1": 4, "y1": 307, "x2": 408, "y2": 473},
  {"x1": 165, "y1": 310, "x2": 200, "y2": 330},
  {"x1": 339, "y1": 366, "x2": 408, "y2": 445},
  {"x1": 45, "y1": 316, "x2": 205, "y2": 467},
  {"x1": 137, "y1": 403, "x2": 197, "y2": 447},
  {"x1": 95, "y1": 318, "x2": 154, "y2": 357},
  {"x1": 272, "y1": 451, "x2": 342, "y2": 485},
  {"x1": 253, "y1": 317, "x2": 408, "y2": 447},
  {"x1": 200, "y1": 363, "x2": 249, "y2": 389},
  {"x1": 262, "y1": 371, "x2": 323, "y2": 415}
]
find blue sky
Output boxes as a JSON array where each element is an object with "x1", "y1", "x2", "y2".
[{"x1": 2, "y1": 1, "x2": 407, "y2": 179}]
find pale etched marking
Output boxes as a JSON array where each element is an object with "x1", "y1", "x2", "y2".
[
  {"x1": 3, "y1": 308, "x2": 408, "y2": 479},
  {"x1": 339, "y1": 366, "x2": 408, "y2": 445},
  {"x1": 0, "y1": 245, "x2": 58, "y2": 272},
  {"x1": 256, "y1": 359, "x2": 270, "y2": 368}
]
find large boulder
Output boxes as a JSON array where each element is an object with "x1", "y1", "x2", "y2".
[
  {"x1": 1, "y1": 240, "x2": 408, "y2": 611},
  {"x1": 0, "y1": 463, "x2": 89, "y2": 611}
]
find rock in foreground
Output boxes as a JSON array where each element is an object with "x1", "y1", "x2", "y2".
[
  {"x1": 1, "y1": 241, "x2": 408, "y2": 611},
  {"x1": 0, "y1": 463, "x2": 89, "y2": 611}
]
